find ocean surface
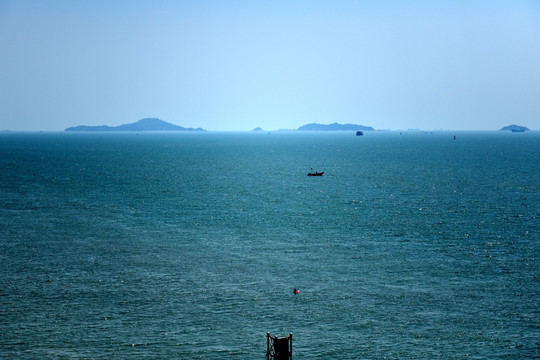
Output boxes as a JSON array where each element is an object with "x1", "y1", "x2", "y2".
[{"x1": 1, "y1": 131, "x2": 538, "y2": 359}]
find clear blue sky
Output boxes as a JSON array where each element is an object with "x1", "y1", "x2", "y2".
[{"x1": 1, "y1": 0, "x2": 539, "y2": 131}]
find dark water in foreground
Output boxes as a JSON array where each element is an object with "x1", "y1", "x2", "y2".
[{"x1": 1, "y1": 131, "x2": 538, "y2": 359}]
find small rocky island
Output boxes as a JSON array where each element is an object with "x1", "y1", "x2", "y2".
[
  {"x1": 65, "y1": 118, "x2": 205, "y2": 132},
  {"x1": 499, "y1": 124, "x2": 530, "y2": 132},
  {"x1": 297, "y1": 123, "x2": 374, "y2": 131}
]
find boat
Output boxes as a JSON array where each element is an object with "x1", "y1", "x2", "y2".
[
  {"x1": 356, "y1": 131, "x2": 363, "y2": 136},
  {"x1": 307, "y1": 171, "x2": 324, "y2": 176}
]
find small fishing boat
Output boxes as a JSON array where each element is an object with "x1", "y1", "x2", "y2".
[{"x1": 307, "y1": 171, "x2": 324, "y2": 176}]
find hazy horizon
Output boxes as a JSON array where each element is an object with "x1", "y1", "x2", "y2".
[
  {"x1": 1, "y1": 1, "x2": 539, "y2": 132},
  {"x1": 2, "y1": 120, "x2": 535, "y2": 133}
]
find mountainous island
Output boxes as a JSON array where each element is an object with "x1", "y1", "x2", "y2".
[
  {"x1": 499, "y1": 124, "x2": 530, "y2": 132},
  {"x1": 297, "y1": 123, "x2": 374, "y2": 131},
  {"x1": 65, "y1": 118, "x2": 205, "y2": 132}
]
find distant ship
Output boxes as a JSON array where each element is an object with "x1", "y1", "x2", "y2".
[
  {"x1": 307, "y1": 169, "x2": 324, "y2": 176},
  {"x1": 356, "y1": 131, "x2": 363, "y2": 136}
]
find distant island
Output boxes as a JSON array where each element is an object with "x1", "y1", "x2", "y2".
[
  {"x1": 499, "y1": 124, "x2": 530, "y2": 132},
  {"x1": 297, "y1": 123, "x2": 374, "y2": 131},
  {"x1": 65, "y1": 118, "x2": 205, "y2": 132}
]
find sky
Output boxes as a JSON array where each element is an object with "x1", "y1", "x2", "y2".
[{"x1": 1, "y1": 0, "x2": 539, "y2": 131}]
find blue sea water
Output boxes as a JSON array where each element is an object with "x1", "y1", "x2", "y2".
[{"x1": 0, "y1": 131, "x2": 538, "y2": 359}]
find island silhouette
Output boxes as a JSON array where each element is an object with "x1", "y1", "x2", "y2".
[
  {"x1": 65, "y1": 118, "x2": 205, "y2": 132},
  {"x1": 499, "y1": 124, "x2": 530, "y2": 132},
  {"x1": 64, "y1": 119, "x2": 529, "y2": 132}
]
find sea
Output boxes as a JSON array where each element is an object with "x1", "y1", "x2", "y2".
[{"x1": 0, "y1": 131, "x2": 538, "y2": 359}]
